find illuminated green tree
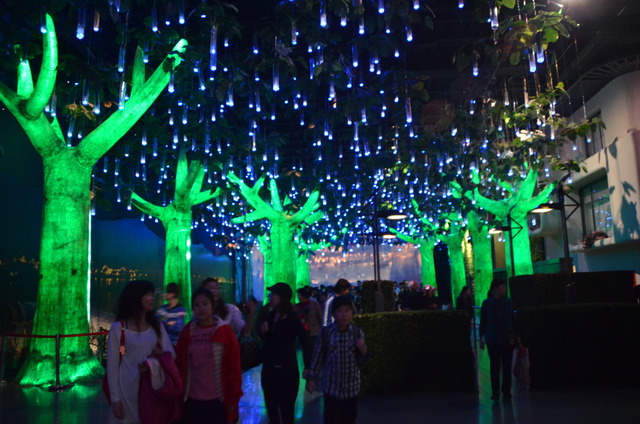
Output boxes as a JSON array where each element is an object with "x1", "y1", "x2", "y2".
[
  {"x1": 227, "y1": 173, "x2": 324, "y2": 291},
  {"x1": 390, "y1": 199, "x2": 439, "y2": 287},
  {"x1": 257, "y1": 234, "x2": 273, "y2": 299},
  {"x1": 0, "y1": 15, "x2": 187, "y2": 385},
  {"x1": 466, "y1": 210, "x2": 493, "y2": 304},
  {"x1": 449, "y1": 181, "x2": 494, "y2": 305},
  {"x1": 469, "y1": 167, "x2": 555, "y2": 278},
  {"x1": 131, "y1": 150, "x2": 220, "y2": 308},
  {"x1": 295, "y1": 232, "x2": 331, "y2": 290}
]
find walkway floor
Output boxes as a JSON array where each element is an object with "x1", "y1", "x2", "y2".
[{"x1": 1, "y1": 346, "x2": 638, "y2": 424}]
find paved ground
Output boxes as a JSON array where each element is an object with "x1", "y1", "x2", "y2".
[{"x1": 1, "y1": 345, "x2": 638, "y2": 424}]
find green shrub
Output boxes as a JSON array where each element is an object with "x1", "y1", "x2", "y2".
[
  {"x1": 354, "y1": 310, "x2": 476, "y2": 393},
  {"x1": 509, "y1": 271, "x2": 636, "y2": 309},
  {"x1": 517, "y1": 303, "x2": 640, "y2": 389},
  {"x1": 361, "y1": 280, "x2": 396, "y2": 313}
]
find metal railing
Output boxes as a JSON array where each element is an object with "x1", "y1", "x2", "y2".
[{"x1": 0, "y1": 330, "x2": 108, "y2": 391}]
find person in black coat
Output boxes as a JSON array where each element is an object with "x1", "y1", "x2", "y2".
[
  {"x1": 456, "y1": 286, "x2": 474, "y2": 318},
  {"x1": 260, "y1": 283, "x2": 312, "y2": 424}
]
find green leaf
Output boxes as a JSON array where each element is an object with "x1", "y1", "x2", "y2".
[
  {"x1": 500, "y1": 0, "x2": 516, "y2": 9},
  {"x1": 509, "y1": 51, "x2": 521, "y2": 65},
  {"x1": 544, "y1": 27, "x2": 559, "y2": 43}
]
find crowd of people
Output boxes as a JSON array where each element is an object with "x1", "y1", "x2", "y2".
[
  {"x1": 106, "y1": 276, "x2": 517, "y2": 423},
  {"x1": 106, "y1": 278, "x2": 368, "y2": 424}
]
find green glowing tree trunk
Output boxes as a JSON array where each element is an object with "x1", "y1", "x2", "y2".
[
  {"x1": 0, "y1": 15, "x2": 187, "y2": 385},
  {"x1": 270, "y1": 220, "x2": 297, "y2": 288},
  {"x1": 258, "y1": 234, "x2": 273, "y2": 300},
  {"x1": 391, "y1": 229, "x2": 438, "y2": 287},
  {"x1": 439, "y1": 225, "x2": 467, "y2": 301},
  {"x1": 469, "y1": 167, "x2": 555, "y2": 278},
  {"x1": 467, "y1": 211, "x2": 494, "y2": 305},
  {"x1": 390, "y1": 199, "x2": 439, "y2": 287},
  {"x1": 295, "y1": 237, "x2": 331, "y2": 290},
  {"x1": 25, "y1": 152, "x2": 98, "y2": 383},
  {"x1": 418, "y1": 243, "x2": 437, "y2": 286},
  {"x1": 296, "y1": 252, "x2": 311, "y2": 290},
  {"x1": 131, "y1": 150, "x2": 220, "y2": 310},
  {"x1": 228, "y1": 173, "x2": 324, "y2": 292}
]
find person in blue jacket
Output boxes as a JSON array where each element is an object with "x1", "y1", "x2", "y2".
[{"x1": 156, "y1": 282, "x2": 186, "y2": 346}]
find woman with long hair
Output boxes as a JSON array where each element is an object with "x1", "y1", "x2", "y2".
[
  {"x1": 106, "y1": 280, "x2": 174, "y2": 424},
  {"x1": 175, "y1": 288, "x2": 243, "y2": 424},
  {"x1": 201, "y1": 277, "x2": 254, "y2": 337},
  {"x1": 260, "y1": 283, "x2": 312, "y2": 424}
]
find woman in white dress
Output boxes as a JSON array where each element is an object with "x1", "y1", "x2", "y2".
[{"x1": 107, "y1": 280, "x2": 174, "y2": 424}]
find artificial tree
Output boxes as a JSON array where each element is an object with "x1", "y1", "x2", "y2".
[
  {"x1": 437, "y1": 216, "x2": 468, "y2": 301},
  {"x1": 295, "y1": 233, "x2": 332, "y2": 290},
  {"x1": 389, "y1": 199, "x2": 439, "y2": 288},
  {"x1": 227, "y1": 173, "x2": 324, "y2": 291},
  {"x1": 257, "y1": 234, "x2": 273, "y2": 298},
  {"x1": 449, "y1": 180, "x2": 494, "y2": 305},
  {"x1": 0, "y1": 14, "x2": 187, "y2": 385},
  {"x1": 466, "y1": 210, "x2": 494, "y2": 304},
  {"x1": 468, "y1": 167, "x2": 555, "y2": 278},
  {"x1": 131, "y1": 149, "x2": 220, "y2": 309}
]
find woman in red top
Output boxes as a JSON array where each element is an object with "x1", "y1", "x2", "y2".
[{"x1": 175, "y1": 288, "x2": 243, "y2": 424}]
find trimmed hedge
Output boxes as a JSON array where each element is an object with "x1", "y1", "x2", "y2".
[
  {"x1": 510, "y1": 270, "x2": 636, "y2": 309},
  {"x1": 353, "y1": 310, "x2": 475, "y2": 393},
  {"x1": 361, "y1": 280, "x2": 396, "y2": 313},
  {"x1": 517, "y1": 303, "x2": 640, "y2": 389}
]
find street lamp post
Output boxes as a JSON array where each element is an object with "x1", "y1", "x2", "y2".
[{"x1": 531, "y1": 177, "x2": 581, "y2": 275}]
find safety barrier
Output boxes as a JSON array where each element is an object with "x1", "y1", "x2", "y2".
[{"x1": 0, "y1": 330, "x2": 108, "y2": 391}]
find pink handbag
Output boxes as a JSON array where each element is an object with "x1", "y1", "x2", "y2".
[{"x1": 138, "y1": 352, "x2": 184, "y2": 424}]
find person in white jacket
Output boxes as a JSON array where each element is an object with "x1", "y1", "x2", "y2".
[{"x1": 107, "y1": 280, "x2": 174, "y2": 424}]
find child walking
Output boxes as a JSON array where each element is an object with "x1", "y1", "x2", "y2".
[
  {"x1": 305, "y1": 296, "x2": 368, "y2": 424},
  {"x1": 175, "y1": 288, "x2": 243, "y2": 424}
]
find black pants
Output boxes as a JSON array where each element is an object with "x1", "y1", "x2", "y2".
[
  {"x1": 324, "y1": 395, "x2": 358, "y2": 424},
  {"x1": 487, "y1": 344, "x2": 513, "y2": 398},
  {"x1": 181, "y1": 397, "x2": 227, "y2": 424},
  {"x1": 261, "y1": 366, "x2": 300, "y2": 424}
]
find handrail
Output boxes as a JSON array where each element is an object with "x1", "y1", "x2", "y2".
[{"x1": 1, "y1": 331, "x2": 109, "y2": 391}]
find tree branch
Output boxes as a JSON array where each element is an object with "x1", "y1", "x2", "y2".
[
  {"x1": 471, "y1": 188, "x2": 509, "y2": 218},
  {"x1": 24, "y1": 14, "x2": 57, "y2": 119},
  {"x1": 0, "y1": 80, "x2": 21, "y2": 115},
  {"x1": 521, "y1": 181, "x2": 556, "y2": 213},
  {"x1": 269, "y1": 178, "x2": 283, "y2": 212},
  {"x1": 304, "y1": 210, "x2": 324, "y2": 225},
  {"x1": 227, "y1": 172, "x2": 280, "y2": 221},
  {"x1": 192, "y1": 187, "x2": 221, "y2": 207},
  {"x1": 131, "y1": 47, "x2": 146, "y2": 98},
  {"x1": 77, "y1": 39, "x2": 188, "y2": 165},
  {"x1": 130, "y1": 192, "x2": 165, "y2": 219},
  {"x1": 232, "y1": 210, "x2": 268, "y2": 224},
  {"x1": 389, "y1": 228, "x2": 420, "y2": 245},
  {"x1": 292, "y1": 191, "x2": 321, "y2": 224},
  {"x1": 17, "y1": 60, "x2": 34, "y2": 98}
]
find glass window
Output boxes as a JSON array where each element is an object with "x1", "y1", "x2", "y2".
[
  {"x1": 584, "y1": 111, "x2": 604, "y2": 157},
  {"x1": 580, "y1": 177, "x2": 613, "y2": 237}
]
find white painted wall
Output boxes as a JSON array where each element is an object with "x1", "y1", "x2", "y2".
[{"x1": 537, "y1": 70, "x2": 640, "y2": 273}]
